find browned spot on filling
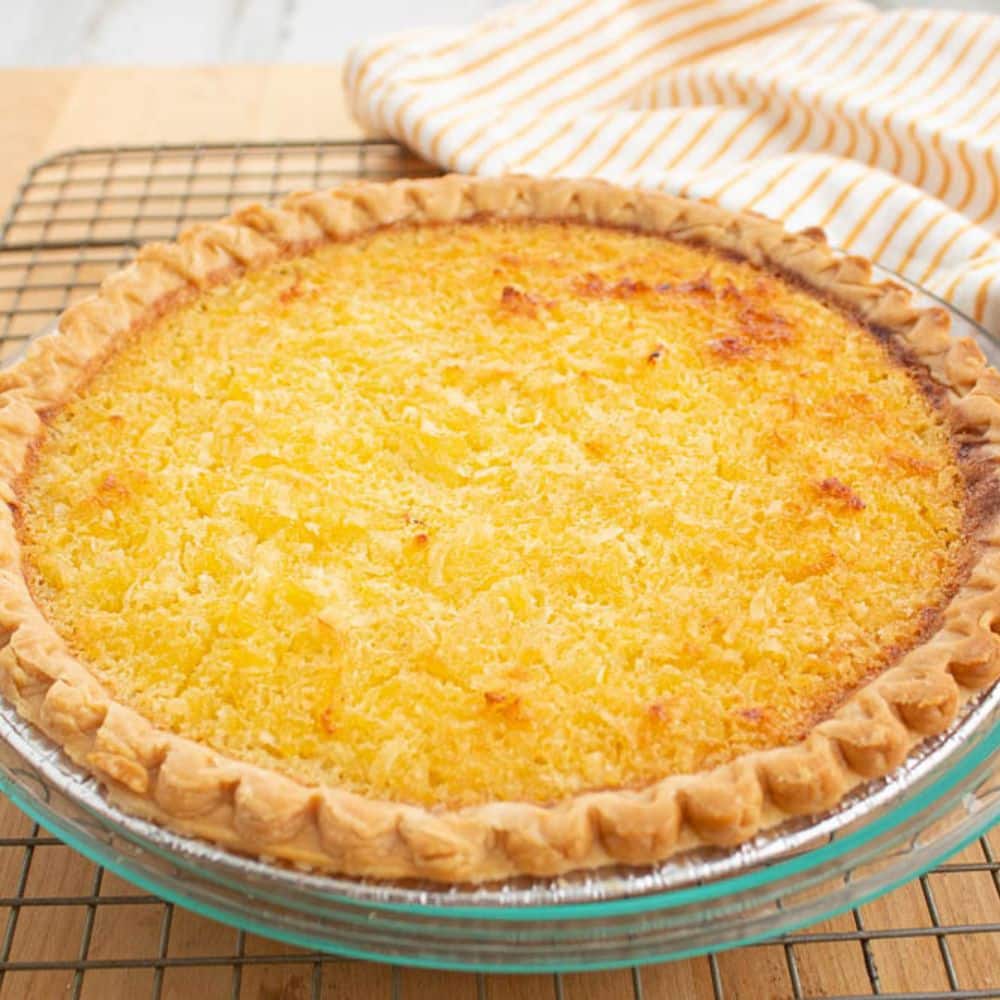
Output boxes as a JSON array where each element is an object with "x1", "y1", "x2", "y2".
[
  {"x1": 499, "y1": 284, "x2": 549, "y2": 317},
  {"x1": 89, "y1": 471, "x2": 149, "y2": 510},
  {"x1": 738, "y1": 305, "x2": 793, "y2": 345},
  {"x1": 787, "y1": 550, "x2": 839, "y2": 583},
  {"x1": 845, "y1": 391, "x2": 874, "y2": 410},
  {"x1": 664, "y1": 276, "x2": 797, "y2": 362},
  {"x1": 666, "y1": 272, "x2": 715, "y2": 296},
  {"x1": 96, "y1": 473, "x2": 128, "y2": 502},
  {"x1": 484, "y1": 690, "x2": 523, "y2": 720},
  {"x1": 647, "y1": 700, "x2": 674, "y2": 722},
  {"x1": 572, "y1": 273, "x2": 652, "y2": 298},
  {"x1": 709, "y1": 335, "x2": 754, "y2": 359},
  {"x1": 815, "y1": 477, "x2": 866, "y2": 511},
  {"x1": 886, "y1": 448, "x2": 938, "y2": 475},
  {"x1": 279, "y1": 277, "x2": 303, "y2": 304}
]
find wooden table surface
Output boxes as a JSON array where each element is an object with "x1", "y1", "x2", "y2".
[
  {"x1": 0, "y1": 65, "x2": 997, "y2": 1000},
  {"x1": 0, "y1": 66, "x2": 362, "y2": 213}
]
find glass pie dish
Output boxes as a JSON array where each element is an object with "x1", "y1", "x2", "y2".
[{"x1": 0, "y1": 266, "x2": 997, "y2": 973}]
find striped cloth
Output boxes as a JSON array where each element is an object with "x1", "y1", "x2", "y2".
[{"x1": 344, "y1": 0, "x2": 1000, "y2": 333}]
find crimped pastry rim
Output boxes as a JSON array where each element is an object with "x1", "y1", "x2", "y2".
[{"x1": 0, "y1": 174, "x2": 998, "y2": 884}]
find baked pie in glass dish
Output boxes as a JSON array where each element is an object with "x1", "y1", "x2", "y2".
[{"x1": 0, "y1": 175, "x2": 997, "y2": 884}]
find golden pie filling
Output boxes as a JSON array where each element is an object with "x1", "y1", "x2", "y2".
[{"x1": 19, "y1": 221, "x2": 965, "y2": 808}]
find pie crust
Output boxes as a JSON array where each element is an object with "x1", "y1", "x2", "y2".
[{"x1": 0, "y1": 175, "x2": 998, "y2": 883}]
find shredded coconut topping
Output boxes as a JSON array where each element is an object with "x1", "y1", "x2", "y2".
[{"x1": 20, "y1": 221, "x2": 965, "y2": 807}]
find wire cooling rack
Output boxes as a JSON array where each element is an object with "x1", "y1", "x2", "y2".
[{"x1": 0, "y1": 140, "x2": 996, "y2": 1000}]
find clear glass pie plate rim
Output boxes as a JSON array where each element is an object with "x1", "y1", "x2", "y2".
[
  {"x1": 0, "y1": 678, "x2": 995, "y2": 970},
  {"x1": 0, "y1": 262, "x2": 997, "y2": 970}
]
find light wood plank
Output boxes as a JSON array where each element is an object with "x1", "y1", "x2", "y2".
[
  {"x1": 0, "y1": 65, "x2": 362, "y2": 222},
  {"x1": 714, "y1": 944, "x2": 793, "y2": 998},
  {"x1": 789, "y1": 910, "x2": 878, "y2": 997},
  {"x1": 317, "y1": 961, "x2": 394, "y2": 998},
  {"x1": 861, "y1": 879, "x2": 954, "y2": 994},
  {"x1": 562, "y1": 969, "x2": 636, "y2": 999},
  {"x1": 483, "y1": 973, "x2": 555, "y2": 999},
  {"x1": 640, "y1": 956, "x2": 715, "y2": 997},
  {"x1": 924, "y1": 866, "x2": 1000, "y2": 991},
  {"x1": 400, "y1": 967, "x2": 478, "y2": 998}
]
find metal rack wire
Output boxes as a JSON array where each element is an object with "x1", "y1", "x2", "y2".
[{"x1": 0, "y1": 140, "x2": 996, "y2": 1000}]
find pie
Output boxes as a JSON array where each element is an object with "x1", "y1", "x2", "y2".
[{"x1": 0, "y1": 175, "x2": 997, "y2": 884}]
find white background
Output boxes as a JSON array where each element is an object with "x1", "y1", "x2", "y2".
[
  {"x1": 0, "y1": 0, "x2": 993, "y2": 67},
  {"x1": 1, "y1": 1, "x2": 505, "y2": 66}
]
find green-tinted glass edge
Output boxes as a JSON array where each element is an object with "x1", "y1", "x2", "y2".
[
  {"x1": 0, "y1": 763, "x2": 996, "y2": 973},
  {"x1": 1, "y1": 707, "x2": 996, "y2": 927}
]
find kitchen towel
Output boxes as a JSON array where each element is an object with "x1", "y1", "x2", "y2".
[{"x1": 344, "y1": 0, "x2": 1000, "y2": 332}]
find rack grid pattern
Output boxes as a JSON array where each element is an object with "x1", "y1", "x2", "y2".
[{"x1": 0, "y1": 140, "x2": 996, "y2": 1000}]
